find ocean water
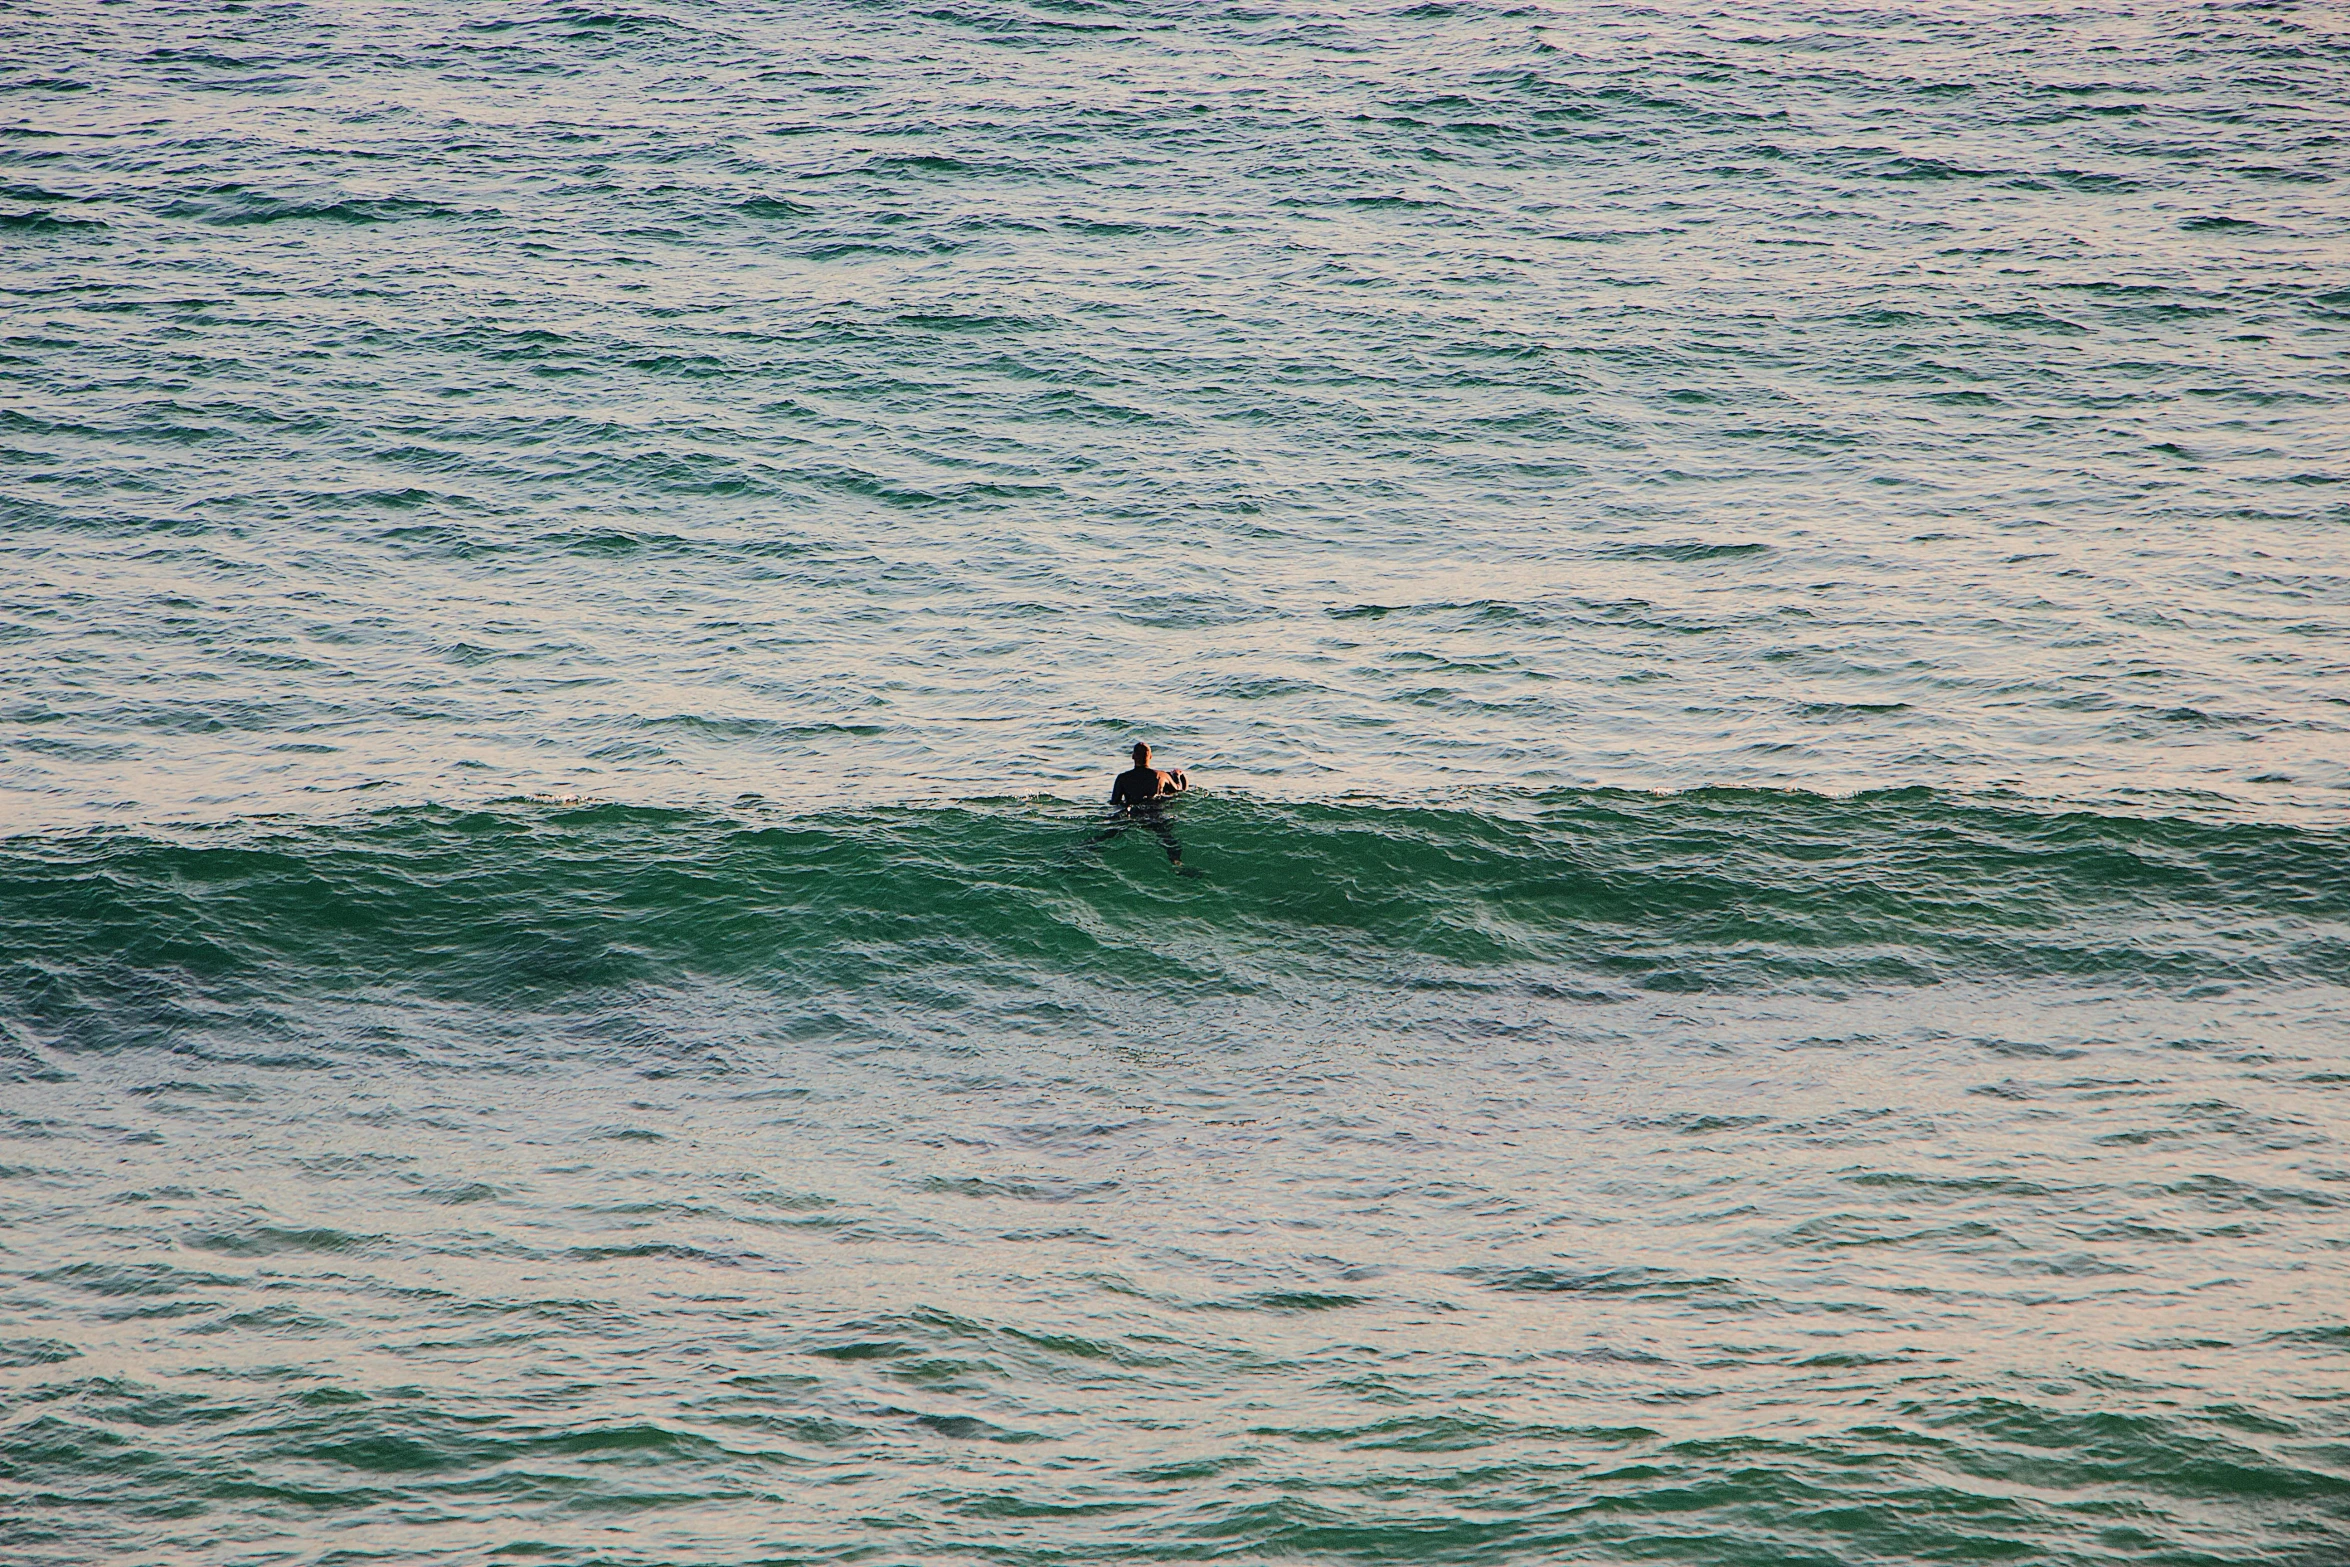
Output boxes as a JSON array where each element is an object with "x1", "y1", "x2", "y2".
[{"x1": 3, "y1": 0, "x2": 2349, "y2": 1563}]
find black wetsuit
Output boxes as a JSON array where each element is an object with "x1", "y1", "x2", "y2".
[{"x1": 1110, "y1": 766, "x2": 1183, "y2": 809}]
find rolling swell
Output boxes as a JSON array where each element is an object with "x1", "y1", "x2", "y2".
[
  {"x1": 3, "y1": 790, "x2": 2347, "y2": 1566},
  {"x1": 4, "y1": 791, "x2": 2342, "y2": 1053}
]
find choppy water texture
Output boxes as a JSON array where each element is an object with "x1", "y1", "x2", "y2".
[{"x1": 4, "y1": 0, "x2": 2350, "y2": 1563}]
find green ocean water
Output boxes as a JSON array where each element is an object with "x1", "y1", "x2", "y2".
[
  {"x1": 4, "y1": 0, "x2": 2350, "y2": 1562},
  {"x1": 5, "y1": 795, "x2": 2348, "y2": 1564}
]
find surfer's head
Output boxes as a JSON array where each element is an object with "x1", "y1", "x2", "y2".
[{"x1": 1131, "y1": 741, "x2": 1151, "y2": 764}]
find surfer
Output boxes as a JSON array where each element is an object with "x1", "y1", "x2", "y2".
[
  {"x1": 1112, "y1": 740, "x2": 1187, "y2": 809},
  {"x1": 1099, "y1": 741, "x2": 1188, "y2": 864}
]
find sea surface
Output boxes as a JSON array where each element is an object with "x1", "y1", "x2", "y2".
[{"x1": 3, "y1": 1, "x2": 2349, "y2": 1563}]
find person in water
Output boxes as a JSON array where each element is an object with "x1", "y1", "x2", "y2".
[
  {"x1": 1100, "y1": 741, "x2": 1188, "y2": 863},
  {"x1": 1112, "y1": 741, "x2": 1187, "y2": 809}
]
